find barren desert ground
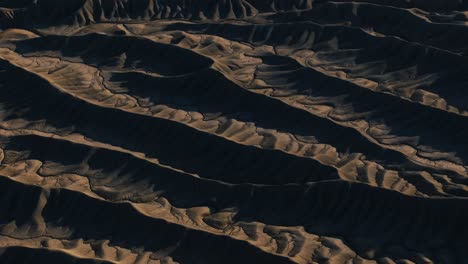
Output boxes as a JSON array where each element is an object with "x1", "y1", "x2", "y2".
[{"x1": 0, "y1": 0, "x2": 468, "y2": 263}]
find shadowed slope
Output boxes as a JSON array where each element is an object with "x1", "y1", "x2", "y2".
[{"x1": 0, "y1": 0, "x2": 467, "y2": 263}]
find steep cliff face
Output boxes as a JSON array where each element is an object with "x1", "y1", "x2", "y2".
[{"x1": 0, "y1": 0, "x2": 318, "y2": 28}]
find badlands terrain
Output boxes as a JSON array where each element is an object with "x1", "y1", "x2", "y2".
[{"x1": 0, "y1": 0, "x2": 468, "y2": 263}]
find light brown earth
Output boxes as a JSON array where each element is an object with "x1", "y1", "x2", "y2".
[{"x1": 0, "y1": 0, "x2": 468, "y2": 263}]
